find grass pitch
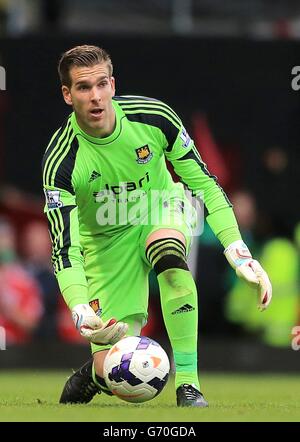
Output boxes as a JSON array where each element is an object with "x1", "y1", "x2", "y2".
[{"x1": 0, "y1": 371, "x2": 299, "y2": 422}]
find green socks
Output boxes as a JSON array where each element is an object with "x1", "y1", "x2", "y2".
[{"x1": 157, "y1": 268, "x2": 200, "y2": 390}]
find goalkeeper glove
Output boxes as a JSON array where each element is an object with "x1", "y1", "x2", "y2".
[
  {"x1": 224, "y1": 240, "x2": 272, "y2": 311},
  {"x1": 71, "y1": 303, "x2": 128, "y2": 344}
]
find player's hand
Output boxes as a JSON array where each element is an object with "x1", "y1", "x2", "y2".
[
  {"x1": 224, "y1": 240, "x2": 272, "y2": 311},
  {"x1": 71, "y1": 303, "x2": 128, "y2": 344}
]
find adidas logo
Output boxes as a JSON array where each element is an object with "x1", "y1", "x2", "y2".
[
  {"x1": 171, "y1": 304, "x2": 195, "y2": 315},
  {"x1": 88, "y1": 171, "x2": 101, "y2": 183}
]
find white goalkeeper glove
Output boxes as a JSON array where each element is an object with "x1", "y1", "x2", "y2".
[
  {"x1": 71, "y1": 304, "x2": 128, "y2": 345},
  {"x1": 224, "y1": 240, "x2": 272, "y2": 311}
]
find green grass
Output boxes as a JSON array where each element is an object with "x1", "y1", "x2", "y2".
[{"x1": 0, "y1": 371, "x2": 299, "y2": 421}]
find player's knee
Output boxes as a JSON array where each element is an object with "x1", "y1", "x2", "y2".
[
  {"x1": 145, "y1": 237, "x2": 189, "y2": 276},
  {"x1": 157, "y1": 267, "x2": 195, "y2": 305}
]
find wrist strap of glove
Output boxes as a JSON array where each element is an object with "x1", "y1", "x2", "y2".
[{"x1": 224, "y1": 240, "x2": 252, "y2": 268}]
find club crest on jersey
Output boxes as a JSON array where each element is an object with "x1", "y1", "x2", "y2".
[
  {"x1": 89, "y1": 299, "x2": 102, "y2": 317},
  {"x1": 44, "y1": 189, "x2": 63, "y2": 209},
  {"x1": 135, "y1": 145, "x2": 153, "y2": 164}
]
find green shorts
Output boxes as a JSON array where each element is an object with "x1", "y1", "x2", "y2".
[{"x1": 83, "y1": 183, "x2": 196, "y2": 353}]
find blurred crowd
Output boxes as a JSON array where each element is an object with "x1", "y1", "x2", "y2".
[
  {"x1": 0, "y1": 216, "x2": 87, "y2": 346},
  {"x1": 191, "y1": 115, "x2": 300, "y2": 349},
  {"x1": 196, "y1": 189, "x2": 300, "y2": 348}
]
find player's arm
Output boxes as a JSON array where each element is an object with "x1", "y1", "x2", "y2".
[
  {"x1": 43, "y1": 184, "x2": 127, "y2": 343},
  {"x1": 42, "y1": 143, "x2": 127, "y2": 344},
  {"x1": 161, "y1": 109, "x2": 272, "y2": 310},
  {"x1": 43, "y1": 185, "x2": 86, "y2": 307}
]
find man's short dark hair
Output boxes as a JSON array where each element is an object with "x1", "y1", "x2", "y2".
[{"x1": 58, "y1": 45, "x2": 113, "y2": 88}]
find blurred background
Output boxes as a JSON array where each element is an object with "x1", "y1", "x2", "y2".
[{"x1": 0, "y1": 0, "x2": 299, "y2": 372}]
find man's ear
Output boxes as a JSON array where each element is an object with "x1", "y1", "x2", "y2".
[
  {"x1": 110, "y1": 76, "x2": 116, "y2": 96},
  {"x1": 62, "y1": 85, "x2": 72, "y2": 106}
]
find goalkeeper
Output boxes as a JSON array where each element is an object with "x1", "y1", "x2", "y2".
[{"x1": 42, "y1": 45, "x2": 272, "y2": 407}]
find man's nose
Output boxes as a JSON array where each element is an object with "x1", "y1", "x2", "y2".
[{"x1": 91, "y1": 87, "x2": 101, "y2": 102}]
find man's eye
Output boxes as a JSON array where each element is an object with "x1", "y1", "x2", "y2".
[
  {"x1": 100, "y1": 81, "x2": 108, "y2": 87},
  {"x1": 79, "y1": 85, "x2": 88, "y2": 90}
]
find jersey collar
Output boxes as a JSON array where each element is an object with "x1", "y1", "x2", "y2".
[{"x1": 70, "y1": 100, "x2": 123, "y2": 145}]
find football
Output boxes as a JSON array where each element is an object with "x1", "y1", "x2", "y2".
[{"x1": 103, "y1": 336, "x2": 170, "y2": 403}]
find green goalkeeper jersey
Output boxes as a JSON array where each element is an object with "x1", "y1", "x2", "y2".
[{"x1": 42, "y1": 95, "x2": 241, "y2": 303}]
